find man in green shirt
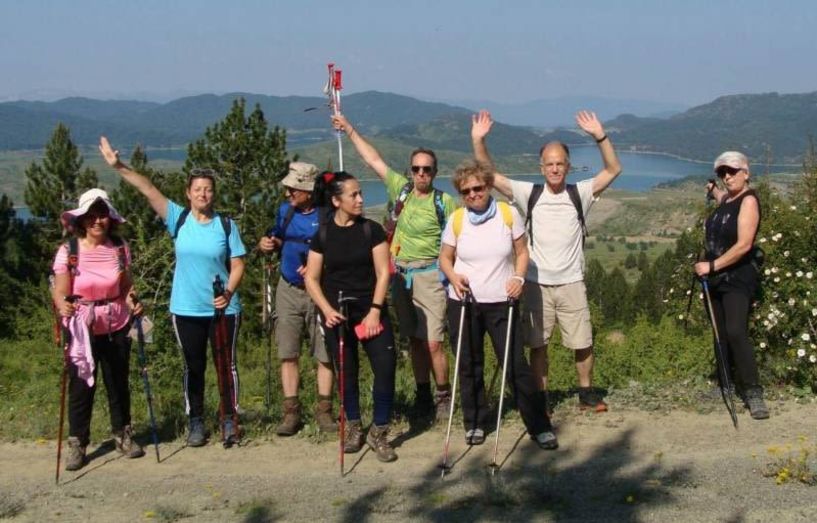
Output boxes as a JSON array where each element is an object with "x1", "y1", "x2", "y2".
[{"x1": 332, "y1": 113, "x2": 456, "y2": 422}]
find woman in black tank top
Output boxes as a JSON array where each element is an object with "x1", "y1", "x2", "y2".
[{"x1": 694, "y1": 151, "x2": 769, "y2": 420}]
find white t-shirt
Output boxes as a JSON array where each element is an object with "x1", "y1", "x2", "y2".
[
  {"x1": 509, "y1": 179, "x2": 596, "y2": 285},
  {"x1": 441, "y1": 204, "x2": 526, "y2": 303}
]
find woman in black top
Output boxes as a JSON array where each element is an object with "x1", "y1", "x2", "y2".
[
  {"x1": 304, "y1": 171, "x2": 398, "y2": 462},
  {"x1": 694, "y1": 151, "x2": 768, "y2": 419}
]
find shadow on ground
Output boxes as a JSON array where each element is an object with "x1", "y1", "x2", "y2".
[{"x1": 339, "y1": 428, "x2": 691, "y2": 522}]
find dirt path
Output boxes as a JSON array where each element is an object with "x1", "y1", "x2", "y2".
[{"x1": 2, "y1": 402, "x2": 817, "y2": 522}]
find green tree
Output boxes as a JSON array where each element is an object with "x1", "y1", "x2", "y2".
[
  {"x1": 184, "y1": 98, "x2": 291, "y2": 335},
  {"x1": 624, "y1": 252, "x2": 637, "y2": 269},
  {"x1": 637, "y1": 251, "x2": 649, "y2": 272}
]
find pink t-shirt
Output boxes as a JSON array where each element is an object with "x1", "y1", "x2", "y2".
[
  {"x1": 52, "y1": 240, "x2": 132, "y2": 335},
  {"x1": 442, "y1": 204, "x2": 525, "y2": 303}
]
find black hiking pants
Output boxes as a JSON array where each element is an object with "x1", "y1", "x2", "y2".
[
  {"x1": 707, "y1": 286, "x2": 761, "y2": 389},
  {"x1": 446, "y1": 299, "x2": 551, "y2": 436},
  {"x1": 68, "y1": 325, "x2": 133, "y2": 445}
]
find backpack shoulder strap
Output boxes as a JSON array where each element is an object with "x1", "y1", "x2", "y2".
[
  {"x1": 173, "y1": 208, "x2": 191, "y2": 239},
  {"x1": 110, "y1": 236, "x2": 128, "y2": 273},
  {"x1": 67, "y1": 238, "x2": 79, "y2": 274},
  {"x1": 433, "y1": 189, "x2": 447, "y2": 231},
  {"x1": 452, "y1": 208, "x2": 465, "y2": 238},
  {"x1": 526, "y1": 183, "x2": 545, "y2": 240},
  {"x1": 497, "y1": 201, "x2": 514, "y2": 229},
  {"x1": 565, "y1": 184, "x2": 588, "y2": 241},
  {"x1": 363, "y1": 219, "x2": 372, "y2": 246}
]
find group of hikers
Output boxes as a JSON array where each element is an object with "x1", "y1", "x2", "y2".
[{"x1": 52, "y1": 107, "x2": 769, "y2": 472}]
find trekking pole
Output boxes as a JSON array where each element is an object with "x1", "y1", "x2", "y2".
[
  {"x1": 490, "y1": 298, "x2": 518, "y2": 475},
  {"x1": 212, "y1": 276, "x2": 238, "y2": 447},
  {"x1": 700, "y1": 277, "x2": 739, "y2": 429},
  {"x1": 132, "y1": 296, "x2": 161, "y2": 462},
  {"x1": 262, "y1": 254, "x2": 273, "y2": 415},
  {"x1": 53, "y1": 293, "x2": 79, "y2": 484},
  {"x1": 440, "y1": 291, "x2": 469, "y2": 478},
  {"x1": 336, "y1": 290, "x2": 347, "y2": 477},
  {"x1": 326, "y1": 63, "x2": 344, "y2": 171}
]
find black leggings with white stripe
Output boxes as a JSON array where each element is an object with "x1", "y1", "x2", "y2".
[{"x1": 172, "y1": 314, "x2": 241, "y2": 420}]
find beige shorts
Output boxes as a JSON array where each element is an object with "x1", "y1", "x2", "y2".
[
  {"x1": 522, "y1": 280, "x2": 593, "y2": 350},
  {"x1": 391, "y1": 261, "x2": 447, "y2": 343},
  {"x1": 274, "y1": 277, "x2": 329, "y2": 363}
]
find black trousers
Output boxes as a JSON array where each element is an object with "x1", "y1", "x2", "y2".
[
  {"x1": 68, "y1": 325, "x2": 133, "y2": 445},
  {"x1": 323, "y1": 298, "x2": 396, "y2": 426},
  {"x1": 447, "y1": 299, "x2": 551, "y2": 436},
  {"x1": 708, "y1": 287, "x2": 761, "y2": 388},
  {"x1": 172, "y1": 314, "x2": 241, "y2": 420}
]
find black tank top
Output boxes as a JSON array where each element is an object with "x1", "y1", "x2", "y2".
[{"x1": 705, "y1": 189, "x2": 760, "y2": 268}]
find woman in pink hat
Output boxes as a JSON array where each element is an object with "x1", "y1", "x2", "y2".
[{"x1": 52, "y1": 188, "x2": 145, "y2": 471}]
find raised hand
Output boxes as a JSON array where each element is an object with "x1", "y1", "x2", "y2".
[
  {"x1": 575, "y1": 110, "x2": 605, "y2": 141},
  {"x1": 331, "y1": 113, "x2": 353, "y2": 134},
  {"x1": 99, "y1": 136, "x2": 121, "y2": 167},
  {"x1": 471, "y1": 110, "x2": 494, "y2": 141}
]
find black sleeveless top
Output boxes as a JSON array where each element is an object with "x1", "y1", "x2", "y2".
[{"x1": 704, "y1": 189, "x2": 760, "y2": 293}]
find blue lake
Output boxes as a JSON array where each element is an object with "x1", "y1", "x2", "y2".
[{"x1": 13, "y1": 150, "x2": 714, "y2": 220}]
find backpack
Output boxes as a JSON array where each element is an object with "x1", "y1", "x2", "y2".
[
  {"x1": 450, "y1": 201, "x2": 514, "y2": 238},
  {"x1": 385, "y1": 182, "x2": 447, "y2": 245},
  {"x1": 173, "y1": 209, "x2": 232, "y2": 272},
  {"x1": 526, "y1": 183, "x2": 588, "y2": 247}
]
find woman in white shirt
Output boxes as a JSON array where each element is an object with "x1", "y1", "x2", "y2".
[{"x1": 439, "y1": 159, "x2": 557, "y2": 450}]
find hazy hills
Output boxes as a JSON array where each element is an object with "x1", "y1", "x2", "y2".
[{"x1": 1, "y1": 90, "x2": 815, "y2": 164}]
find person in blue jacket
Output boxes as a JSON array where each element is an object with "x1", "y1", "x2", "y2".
[{"x1": 258, "y1": 162, "x2": 337, "y2": 435}]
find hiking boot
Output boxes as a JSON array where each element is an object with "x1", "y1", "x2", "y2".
[
  {"x1": 434, "y1": 390, "x2": 452, "y2": 423},
  {"x1": 275, "y1": 397, "x2": 303, "y2": 436},
  {"x1": 65, "y1": 437, "x2": 86, "y2": 471},
  {"x1": 315, "y1": 398, "x2": 338, "y2": 433},
  {"x1": 344, "y1": 420, "x2": 365, "y2": 453},
  {"x1": 532, "y1": 430, "x2": 559, "y2": 450},
  {"x1": 187, "y1": 417, "x2": 207, "y2": 447},
  {"x1": 745, "y1": 387, "x2": 770, "y2": 420},
  {"x1": 465, "y1": 428, "x2": 486, "y2": 445},
  {"x1": 113, "y1": 425, "x2": 145, "y2": 459},
  {"x1": 222, "y1": 418, "x2": 242, "y2": 448},
  {"x1": 367, "y1": 424, "x2": 398, "y2": 463},
  {"x1": 578, "y1": 387, "x2": 608, "y2": 413},
  {"x1": 413, "y1": 386, "x2": 434, "y2": 420}
]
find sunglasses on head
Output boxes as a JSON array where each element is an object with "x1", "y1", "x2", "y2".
[
  {"x1": 410, "y1": 165, "x2": 434, "y2": 175},
  {"x1": 459, "y1": 184, "x2": 486, "y2": 196},
  {"x1": 716, "y1": 166, "x2": 743, "y2": 178}
]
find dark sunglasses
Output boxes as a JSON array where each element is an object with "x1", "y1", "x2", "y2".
[
  {"x1": 459, "y1": 185, "x2": 486, "y2": 196},
  {"x1": 716, "y1": 166, "x2": 743, "y2": 178},
  {"x1": 410, "y1": 165, "x2": 434, "y2": 174}
]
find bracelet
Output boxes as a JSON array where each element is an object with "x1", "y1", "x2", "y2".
[
  {"x1": 595, "y1": 135, "x2": 608, "y2": 144},
  {"x1": 511, "y1": 275, "x2": 525, "y2": 284},
  {"x1": 709, "y1": 260, "x2": 716, "y2": 274},
  {"x1": 224, "y1": 289, "x2": 234, "y2": 300},
  {"x1": 369, "y1": 302, "x2": 383, "y2": 310}
]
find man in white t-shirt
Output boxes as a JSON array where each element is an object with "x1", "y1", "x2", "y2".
[{"x1": 471, "y1": 110, "x2": 622, "y2": 412}]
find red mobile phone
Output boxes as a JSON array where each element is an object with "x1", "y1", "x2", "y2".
[{"x1": 354, "y1": 322, "x2": 383, "y2": 340}]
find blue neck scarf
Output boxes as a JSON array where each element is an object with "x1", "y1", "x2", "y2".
[{"x1": 467, "y1": 197, "x2": 496, "y2": 225}]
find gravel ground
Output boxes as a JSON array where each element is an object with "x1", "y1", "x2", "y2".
[{"x1": 2, "y1": 401, "x2": 817, "y2": 522}]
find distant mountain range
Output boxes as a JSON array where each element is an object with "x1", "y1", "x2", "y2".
[{"x1": 1, "y1": 90, "x2": 815, "y2": 164}]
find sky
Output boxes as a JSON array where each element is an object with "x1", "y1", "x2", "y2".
[{"x1": 1, "y1": 0, "x2": 815, "y2": 106}]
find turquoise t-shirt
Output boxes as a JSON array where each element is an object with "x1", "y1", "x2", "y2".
[{"x1": 165, "y1": 201, "x2": 247, "y2": 316}]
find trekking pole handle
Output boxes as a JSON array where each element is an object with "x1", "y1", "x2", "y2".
[
  {"x1": 213, "y1": 275, "x2": 225, "y2": 298},
  {"x1": 706, "y1": 178, "x2": 717, "y2": 202}
]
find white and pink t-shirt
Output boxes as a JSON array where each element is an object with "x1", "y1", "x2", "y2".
[
  {"x1": 52, "y1": 240, "x2": 131, "y2": 335},
  {"x1": 441, "y1": 204, "x2": 525, "y2": 303}
]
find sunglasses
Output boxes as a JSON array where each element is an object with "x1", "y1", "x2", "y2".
[
  {"x1": 410, "y1": 165, "x2": 434, "y2": 175},
  {"x1": 459, "y1": 185, "x2": 486, "y2": 196},
  {"x1": 716, "y1": 166, "x2": 743, "y2": 178}
]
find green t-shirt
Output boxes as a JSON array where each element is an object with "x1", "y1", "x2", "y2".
[{"x1": 385, "y1": 168, "x2": 457, "y2": 261}]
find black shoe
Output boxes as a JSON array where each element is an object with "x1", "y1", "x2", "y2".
[
  {"x1": 187, "y1": 417, "x2": 207, "y2": 447},
  {"x1": 745, "y1": 387, "x2": 769, "y2": 420},
  {"x1": 578, "y1": 388, "x2": 608, "y2": 412},
  {"x1": 464, "y1": 428, "x2": 485, "y2": 445},
  {"x1": 532, "y1": 430, "x2": 559, "y2": 450}
]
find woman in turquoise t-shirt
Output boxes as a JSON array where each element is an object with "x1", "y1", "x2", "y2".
[{"x1": 99, "y1": 136, "x2": 247, "y2": 447}]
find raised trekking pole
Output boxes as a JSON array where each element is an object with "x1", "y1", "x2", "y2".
[
  {"x1": 440, "y1": 291, "x2": 470, "y2": 478},
  {"x1": 489, "y1": 298, "x2": 518, "y2": 475},
  {"x1": 132, "y1": 295, "x2": 161, "y2": 462},
  {"x1": 325, "y1": 63, "x2": 344, "y2": 171},
  {"x1": 700, "y1": 277, "x2": 739, "y2": 429}
]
